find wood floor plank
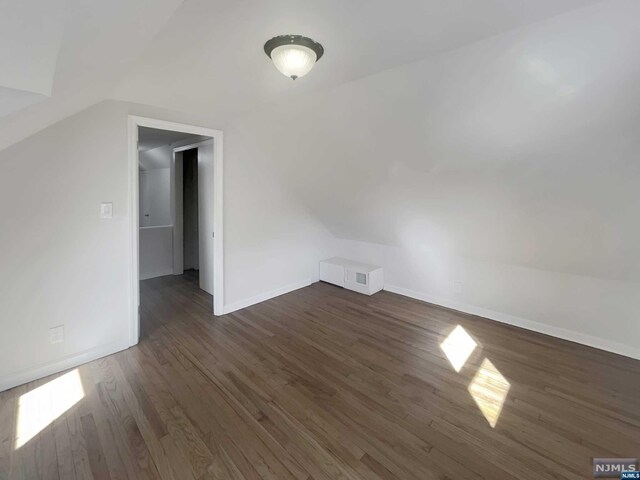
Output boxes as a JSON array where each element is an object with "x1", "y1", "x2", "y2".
[
  {"x1": 66, "y1": 400, "x2": 94, "y2": 480},
  {"x1": 0, "y1": 389, "x2": 17, "y2": 480},
  {"x1": 2, "y1": 271, "x2": 639, "y2": 479},
  {"x1": 79, "y1": 414, "x2": 110, "y2": 480},
  {"x1": 52, "y1": 414, "x2": 77, "y2": 480}
]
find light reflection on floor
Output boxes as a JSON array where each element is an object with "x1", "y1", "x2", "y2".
[
  {"x1": 440, "y1": 325, "x2": 478, "y2": 373},
  {"x1": 15, "y1": 369, "x2": 85, "y2": 449},
  {"x1": 468, "y1": 358, "x2": 510, "y2": 428},
  {"x1": 440, "y1": 325, "x2": 511, "y2": 428}
]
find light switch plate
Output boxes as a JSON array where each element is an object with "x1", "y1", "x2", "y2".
[
  {"x1": 50, "y1": 325, "x2": 64, "y2": 344},
  {"x1": 100, "y1": 202, "x2": 113, "y2": 218}
]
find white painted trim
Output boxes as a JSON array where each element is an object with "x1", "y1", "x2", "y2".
[
  {"x1": 128, "y1": 116, "x2": 224, "y2": 349},
  {"x1": 0, "y1": 340, "x2": 130, "y2": 392},
  {"x1": 213, "y1": 132, "x2": 224, "y2": 316},
  {"x1": 140, "y1": 269, "x2": 175, "y2": 281},
  {"x1": 223, "y1": 279, "x2": 312, "y2": 315},
  {"x1": 127, "y1": 117, "x2": 140, "y2": 346},
  {"x1": 384, "y1": 284, "x2": 640, "y2": 360},
  {"x1": 130, "y1": 116, "x2": 219, "y2": 138}
]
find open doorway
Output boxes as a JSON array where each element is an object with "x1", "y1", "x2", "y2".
[
  {"x1": 128, "y1": 116, "x2": 224, "y2": 346},
  {"x1": 172, "y1": 140, "x2": 215, "y2": 296}
]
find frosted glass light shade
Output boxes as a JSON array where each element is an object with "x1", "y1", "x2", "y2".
[
  {"x1": 264, "y1": 35, "x2": 324, "y2": 80},
  {"x1": 270, "y1": 44, "x2": 317, "y2": 80}
]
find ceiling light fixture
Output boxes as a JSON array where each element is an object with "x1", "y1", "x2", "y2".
[{"x1": 264, "y1": 35, "x2": 324, "y2": 80}]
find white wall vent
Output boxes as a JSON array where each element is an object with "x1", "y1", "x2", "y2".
[{"x1": 319, "y1": 257, "x2": 383, "y2": 296}]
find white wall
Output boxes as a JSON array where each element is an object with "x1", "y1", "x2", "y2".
[
  {"x1": 225, "y1": 1, "x2": 640, "y2": 358},
  {"x1": 0, "y1": 99, "x2": 335, "y2": 390},
  {"x1": 0, "y1": 101, "x2": 132, "y2": 390},
  {"x1": 138, "y1": 144, "x2": 172, "y2": 171},
  {"x1": 222, "y1": 123, "x2": 336, "y2": 310},
  {"x1": 338, "y1": 239, "x2": 640, "y2": 358},
  {"x1": 139, "y1": 167, "x2": 171, "y2": 227},
  {"x1": 138, "y1": 151, "x2": 173, "y2": 280}
]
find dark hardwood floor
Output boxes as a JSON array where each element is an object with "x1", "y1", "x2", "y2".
[{"x1": 2, "y1": 272, "x2": 639, "y2": 479}]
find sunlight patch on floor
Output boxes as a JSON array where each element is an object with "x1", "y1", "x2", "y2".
[
  {"x1": 440, "y1": 325, "x2": 478, "y2": 372},
  {"x1": 468, "y1": 358, "x2": 510, "y2": 428},
  {"x1": 15, "y1": 369, "x2": 85, "y2": 449}
]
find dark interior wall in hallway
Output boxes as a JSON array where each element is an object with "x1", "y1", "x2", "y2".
[{"x1": 183, "y1": 148, "x2": 199, "y2": 270}]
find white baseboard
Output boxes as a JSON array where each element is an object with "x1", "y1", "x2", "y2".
[
  {"x1": 223, "y1": 278, "x2": 312, "y2": 315},
  {"x1": 384, "y1": 284, "x2": 640, "y2": 361},
  {"x1": 0, "y1": 340, "x2": 131, "y2": 393},
  {"x1": 140, "y1": 269, "x2": 174, "y2": 281}
]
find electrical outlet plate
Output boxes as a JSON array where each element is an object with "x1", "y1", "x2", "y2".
[
  {"x1": 100, "y1": 202, "x2": 113, "y2": 219},
  {"x1": 50, "y1": 325, "x2": 64, "y2": 344}
]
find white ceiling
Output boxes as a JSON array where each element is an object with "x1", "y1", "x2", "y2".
[
  {"x1": 0, "y1": 0, "x2": 67, "y2": 116},
  {"x1": 111, "y1": 0, "x2": 604, "y2": 120},
  {"x1": 0, "y1": 0, "x2": 611, "y2": 152},
  {"x1": 138, "y1": 127, "x2": 205, "y2": 152},
  {"x1": 138, "y1": 127, "x2": 209, "y2": 170},
  {"x1": 0, "y1": 0, "x2": 184, "y2": 151}
]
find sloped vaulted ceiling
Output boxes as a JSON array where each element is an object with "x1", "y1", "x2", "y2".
[
  {"x1": 110, "y1": 0, "x2": 605, "y2": 120},
  {"x1": 0, "y1": 0, "x2": 67, "y2": 116},
  {"x1": 0, "y1": 0, "x2": 185, "y2": 151},
  {"x1": 0, "y1": 0, "x2": 607, "y2": 151}
]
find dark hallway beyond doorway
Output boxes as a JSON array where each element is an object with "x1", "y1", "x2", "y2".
[{"x1": 182, "y1": 148, "x2": 199, "y2": 272}]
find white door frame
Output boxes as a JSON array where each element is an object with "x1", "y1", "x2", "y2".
[{"x1": 128, "y1": 115, "x2": 224, "y2": 346}]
